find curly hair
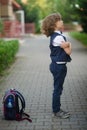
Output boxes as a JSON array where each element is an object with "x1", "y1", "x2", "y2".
[{"x1": 41, "y1": 13, "x2": 61, "y2": 37}]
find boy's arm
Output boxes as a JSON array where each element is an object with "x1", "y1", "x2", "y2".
[
  {"x1": 64, "y1": 46, "x2": 72, "y2": 55},
  {"x1": 60, "y1": 41, "x2": 72, "y2": 55},
  {"x1": 60, "y1": 41, "x2": 70, "y2": 48}
]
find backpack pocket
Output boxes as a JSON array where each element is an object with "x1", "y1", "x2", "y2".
[{"x1": 4, "y1": 95, "x2": 16, "y2": 120}]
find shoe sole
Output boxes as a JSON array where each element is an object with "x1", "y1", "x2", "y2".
[
  {"x1": 60, "y1": 114, "x2": 71, "y2": 119},
  {"x1": 52, "y1": 113, "x2": 71, "y2": 119}
]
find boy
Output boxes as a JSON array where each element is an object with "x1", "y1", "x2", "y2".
[{"x1": 41, "y1": 13, "x2": 72, "y2": 119}]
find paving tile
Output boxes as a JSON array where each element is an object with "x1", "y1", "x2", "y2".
[{"x1": 0, "y1": 33, "x2": 87, "y2": 130}]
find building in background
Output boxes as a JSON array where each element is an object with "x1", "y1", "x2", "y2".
[{"x1": 0, "y1": 0, "x2": 25, "y2": 37}]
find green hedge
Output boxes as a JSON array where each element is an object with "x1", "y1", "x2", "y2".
[
  {"x1": 69, "y1": 32, "x2": 87, "y2": 46},
  {"x1": 0, "y1": 39, "x2": 19, "y2": 75}
]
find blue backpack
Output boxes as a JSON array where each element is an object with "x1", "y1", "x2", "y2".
[{"x1": 3, "y1": 89, "x2": 32, "y2": 122}]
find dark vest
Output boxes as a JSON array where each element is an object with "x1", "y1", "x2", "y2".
[{"x1": 49, "y1": 32, "x2": 72, "y2": 63}]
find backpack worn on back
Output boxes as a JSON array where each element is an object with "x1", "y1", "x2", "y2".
[{"x1": 3, "y1": 89, "x2": 32, "y2": 122}]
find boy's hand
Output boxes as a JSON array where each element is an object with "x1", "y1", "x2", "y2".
[
  {"x1": 60, "y1": 41, "x2": 72, "y2": 55},
  {"x1": 60, "y1": 41, "x2": 71, "y2": 49}
]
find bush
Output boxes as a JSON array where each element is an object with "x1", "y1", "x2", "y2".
[
  {"x1": 69, "y1": 31, "x2": 87, "y2": 46},
  {"x1": 0, "y1": 19, "x2": 4, "y2": 33},
  {"x1": 0, "y1": 40, "x2": 19, "y2": 75}
]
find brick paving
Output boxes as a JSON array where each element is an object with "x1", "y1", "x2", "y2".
[{"x1": 0, "y1": 33, "x2": 87, "y2": 130}]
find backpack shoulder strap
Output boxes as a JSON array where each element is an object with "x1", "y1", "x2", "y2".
[
  {"x1": 14, "y1": 90, "x2": 25, "y2": 113},
  {"x1": 12, "y1": 89, "x2": 32, "y2": 122}
]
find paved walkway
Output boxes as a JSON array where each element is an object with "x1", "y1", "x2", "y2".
[{"x1": 0, "y1": 33, "x2": 87, "y2": 130}]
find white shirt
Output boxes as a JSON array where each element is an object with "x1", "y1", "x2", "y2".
[
  {"x1": 53, "y1": 31, "x2": 66, "y2": 64},
  {"x1": 53, "y1": 31, "x2": 65, "y2": 47}
]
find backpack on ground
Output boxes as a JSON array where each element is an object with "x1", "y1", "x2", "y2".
[{"x1": 3, "y1": 88, "x2": 32, "y2": 122}]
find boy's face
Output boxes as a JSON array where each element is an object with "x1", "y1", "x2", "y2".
[{"x1": 55, "y1": 19, "x2": 64, "y2": 30}]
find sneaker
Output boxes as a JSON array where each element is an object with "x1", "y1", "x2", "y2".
[{"x1": 53, "y1": 109, "x2": 70, "y2": 119}]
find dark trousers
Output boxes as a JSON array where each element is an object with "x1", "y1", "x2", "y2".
[{"x1": 50, "y1": 62, "x2": 67, "y2": 113}]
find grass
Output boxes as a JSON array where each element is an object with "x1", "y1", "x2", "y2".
[{"x1": 69, "y1": 31, "x2": 87, "y2": 46}]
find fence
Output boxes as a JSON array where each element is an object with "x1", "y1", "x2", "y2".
[
  {"x1": 0, "y1": 21, "x2": 36, "y2": 38},
  {"x1": 0, "y1": 20, "x2": 22, "y2": 38},
  {"x1": 25, "y1": 23, "x2": 35, "y2": 34}
]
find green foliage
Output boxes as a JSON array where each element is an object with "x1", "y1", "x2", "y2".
[
  {"x1": 69, "y1": 31, "x2": 87, "y2": 46},
  {"x1": 44, "y1": 0, "x2": 78, "y2": 23},
  {"x1": 25, "y1": 5, "x2": 40, "y2": 23},
  {"x1": 17, "y1": 0, "x2": 40, "y2": 32},
  {"x1": 76, "y1": 0, "x2": 87, "y2": 33},
  {"x1": 67, "y1": 0, "x2": 87, "y2": 33},
  {"x1": 0, "y1": 19, "x2": 4, "y2": 33},
  {"x1": 16, "y1": 0, "x2": 79, "y2": 32},
  {"x1": 0, "y1": 40, "x2": 19, "y2": 75},
  {"x1": 25, "y1": 5, "x2": 40, "y2": 32}
]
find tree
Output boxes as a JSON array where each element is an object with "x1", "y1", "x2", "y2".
[
  {"x1": 76, "y1": 0, "x2": 87, "y2": 33},
  {"x1": 16, "y1": 0, "x2": 41, "y2": 32},
  {"x1": 67, "y1": 0, "x2": 87, "y2": 33},
  {"x1": 16, "y1": 0, "x2": 81, "y2": 32},
  {"x1": 44, "y1": 0, "x2": 77, "y2": 23},
  {"x1": 16, "y1": 0, "x2": 40, "y2": 23}
]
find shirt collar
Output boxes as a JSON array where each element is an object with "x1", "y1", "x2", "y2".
[{"x1": 54, "y1": 31, "x2": 62, "y2": 34}]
